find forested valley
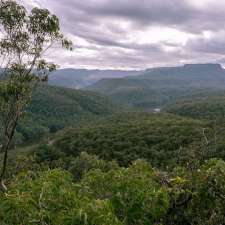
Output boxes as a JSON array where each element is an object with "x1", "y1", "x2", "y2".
[{"x1": 0, "y1": 1, "x2": 225, "y2": 225}]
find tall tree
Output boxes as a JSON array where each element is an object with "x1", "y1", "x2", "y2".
[{"x1": 0, "y1": 0, "x2": 72, "y2": 191}]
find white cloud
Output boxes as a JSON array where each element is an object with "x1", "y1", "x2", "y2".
[{"x1": 18, "y1": 0, "x2": 225, "y2": 69}]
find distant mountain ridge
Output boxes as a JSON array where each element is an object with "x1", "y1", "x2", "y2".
[
  {"x1": 3, "y1": 63, "x2": 225, "y2": 111},
  {"x1": 85, "y1": 63, "x2": 225, "y2": 109},
  {"x1": 49, "y1": 64, "x2": 225, "y2": 89},
  {"x1": 48, "y1": 68, "x2": 142, "y2": 89},
  {"x1": 137, "y1": 63, "x2": 224, "y2": 80}
]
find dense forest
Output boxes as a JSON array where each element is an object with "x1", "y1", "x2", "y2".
[
  {"x1": 41, "y1": 113, "x2": 222, "y2": 167},
  {"x1": 86, "y1": 64, "x2": 225, "y2": 109},
  {"x1": 1, "y1": 109, "x2": 225, "y2": 224},
  {"x1": 0, "y1": 1, "x2": 225, "y2": 225},
  {"x1": 11, "y1": 85, "x2": 120, "y2": 143},
  {"x1": 165, "y1": 96, "x2": 225, "y2": 120},
  {"x1": 1, "y1": 52, "x2": 225, "y2": 224}
]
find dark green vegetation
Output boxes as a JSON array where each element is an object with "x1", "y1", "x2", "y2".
[
  {"x1": 43, "y1": 113, "x2": 209, "y2": 167},
  {"x1": 1, "y1": 89, "x2": 225, "y2": 224},
  {"x1": 2, "y1": 65, "x2": 225, "y2": 224},
  {"x1": 86, "y1": 64, "x2": 225, "y2": 109},
  {"x1": 165, "y1": 96, "x2": 225, "y2": 120},
  {"x1": 1, "y1": 150, "x2": 225, "y2": 225},
  {"x1": 1, "y1": 0, "x2": 224, "y2": 224},
  {"x1": 14, "y1": 85, "x2": 120, "y2": 143},
  {"x1": 0, "y1": 0, "x2": 225, "y2": 222},
  {"x1": 35, "y1": 112, "x2": 225, "y2": 168},
  {"x1": 0, "y1": 0, "x2": 73, "y2": 192}
]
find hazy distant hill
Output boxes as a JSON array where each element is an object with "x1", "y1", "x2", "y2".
[
  {"x1": 48, "y1": 68, "x2": 142, "y2": 89},
  {"x1": 86, "y1": 64, "x2": 225, "y2": 109}
]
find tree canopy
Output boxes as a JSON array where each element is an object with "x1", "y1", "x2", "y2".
[{"x1": 0, "y1": 0, "x2": 72, "y2": 191}]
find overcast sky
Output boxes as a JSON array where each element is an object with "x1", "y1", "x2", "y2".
[{"x1": 19, "y1": 0, "x2": 225, "y2": 70}]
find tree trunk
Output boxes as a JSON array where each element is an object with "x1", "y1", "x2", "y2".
[
  {"x1": 0, "y1": 118, "x2": 17, "y2": 192},
  {"x1": 0, "y1": 135, "x2": 13, "y2": 192},
  {"x1": 0, "y1": 179, "x2": 7, "y2": 192},
  {"x1": 0, "y1": 141, "x2": 10, "y2": 192}
]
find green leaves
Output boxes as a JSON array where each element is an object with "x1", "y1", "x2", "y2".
[
  {"x1": 1, "y1": 151, "x2": 225, "y2": 225},
  {"x1": 0, "y1": 0, "x2": 72, "y2": 192},
  {"x1": 0, "y1": 0, "x2": 73, "y2": 112},
  {"x1": 79, "y1": 160, "x2": 169, "y2": 225},
  {"x1": 52, "y1": 113, "x2": 208, "y2": 168},
  {"x1": 29, "y1": 8, "x2": 59, "y2": 36},
  {"x1": 0, "y1": 160, "x2": 169, "y2": 225},
  {"x1": 163, "y1": 159, "x2": 225, "y2": 225},
  {"x1": 0, "y1": 0, "x2": 72, "y2": 85},
  {"x1": 0, "y1": 0, "x2": 26, "y2": 30}
]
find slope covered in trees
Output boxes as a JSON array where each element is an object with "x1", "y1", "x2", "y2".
[
  {"x1": 34, "y1": 112, "x2": 225, "y2": 168},
  {"x1": 11, "y1": 85, "x2": 121, "y2": 143},
  {"x1": 1, "y1": 1, "x2": 225, "y2": 224},
  {"x1": 86, "y1": 64, "x2": 225, "y2": 109},
  {"x1": 2, "y1": 89, "x2": 225, "y2": 225},
  {"x1": 165, "y1": 96, "x2": 225, "y2": 120}
]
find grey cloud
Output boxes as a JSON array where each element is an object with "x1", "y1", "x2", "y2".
[
  {"x1": 21, "y1": 0, "x2": 225, "y2": 69},
  {"x1": 187, "y1": 31, "x2": 225, "y2": 55},
  {"x1": 188, "y1": 39, "x2": 225, "y2": 55},
  {"x1": 74, "y1": 30, "x2": 163, "y2": 52},
  {"x1": 45, "y1": 0, "x2": 225, "y2": 33}
]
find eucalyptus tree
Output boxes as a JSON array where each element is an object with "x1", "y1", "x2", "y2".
[{"x1": 0, "y1": 0, "x2": 72, "y2": 191}]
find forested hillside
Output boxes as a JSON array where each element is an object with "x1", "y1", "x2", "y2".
[
  {"x1": 86, "y1": 64, "x2": 225, "y2": 109},
  {"x1": 13, "y1": 85, "x2": 121, "y2": 143},
  {"x1": 2, "y1": 66, "x2": 225, "y2": 225},
  {"x1": 35, "y1": 112, "x2": 225, "y2": 168},
  {"x1": 1, "y1": 1, "x2": 225, "y2": 224},
  {"x1": 2, "y1": 79, "x2": 225, "y2": 225},
  {"x1": 165, "y1": 96, "x2": 225, "y2": 120},
  {"x1": 2, "y1": 112, "x2": 225, "y2": 225}
]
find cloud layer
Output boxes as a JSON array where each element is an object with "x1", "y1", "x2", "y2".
[{"x1": 20, "y1": 0, "x2": 225, "y2": 69}]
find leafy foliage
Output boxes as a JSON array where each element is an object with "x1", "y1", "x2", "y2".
[
  {"x1": 1, "y1": 154, "x2": 225, "y2": 225},
  {"x1": 1, "y1": 2, "x2": 225, "y2": 225},
  {"x1": 46, "y1": 112, "x2": 210, "y2": 168},
  {"x1": 0, "y1": 84, "x2": 120, "y2": 143},
  {"x1": 0, "y1": 161, "x2": 169, "y2": 225},
  {"x1": 165, "y1": 96, "x2": 225, "y2": 120},
  {"x1": 15, "y1": 85, "x2": 120, "y2": 141},
  {"x1": 0, "y1": 0, "x2": 72, "y2": 191}
]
